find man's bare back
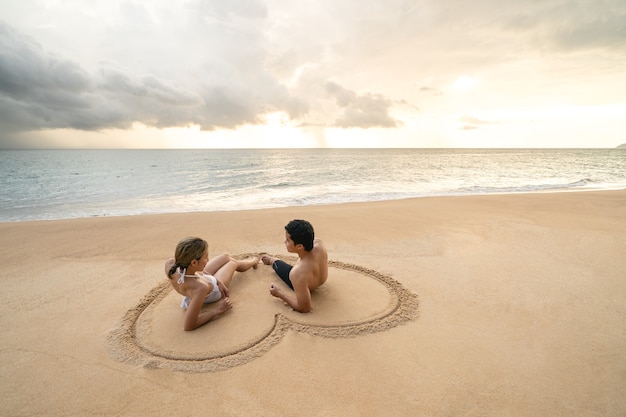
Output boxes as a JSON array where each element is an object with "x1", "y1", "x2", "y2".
[
  {"x1": 263, "y1": 220, "x2": 328, "y2": 313},
  {"x1": 290, "y1": 239, "x2": 328, "y2": 290}
]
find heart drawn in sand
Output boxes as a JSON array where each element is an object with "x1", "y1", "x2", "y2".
[{"x1": 108, "y1": 256, "x2": 419, "y2": 373}]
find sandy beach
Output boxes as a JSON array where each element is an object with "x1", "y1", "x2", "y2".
[{"x1": 1, "y1": 190, "x2": 625, "y2": 416}]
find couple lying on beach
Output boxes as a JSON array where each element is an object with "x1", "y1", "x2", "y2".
[{"x1": 164, "y1": 219, "x2": 328, "y2": 331}]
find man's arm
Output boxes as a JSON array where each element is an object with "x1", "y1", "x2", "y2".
[{"x1": 269, "y1": 269, "x2": 312, "y2": 313}]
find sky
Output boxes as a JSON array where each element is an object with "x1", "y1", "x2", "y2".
[{"x1": 0, "y1": 0, "x2": 625, "y2": 149}]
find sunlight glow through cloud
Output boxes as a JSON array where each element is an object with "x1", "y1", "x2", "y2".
[{"x1": 449, "y1": 76, "x2": 479, "y2": 92}]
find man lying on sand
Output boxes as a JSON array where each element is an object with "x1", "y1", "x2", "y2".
[{"x1": 262, "y1": 219, "x2": 328, "y2": 313}]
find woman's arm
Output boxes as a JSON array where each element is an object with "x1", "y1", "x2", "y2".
[
  {"x1": 183, "y1": 285, "x2": 232, "y2": 331},
  {"x1": 183, "y1": 290, "x2": 207, "y2": 331},
  {"x1": 164, "y1": 258, "x2": 175, "y2": 278}
]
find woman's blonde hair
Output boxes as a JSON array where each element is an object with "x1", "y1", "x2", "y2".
[{"x1": 167, "y1": 237, "x2": 207, "y2": 278}]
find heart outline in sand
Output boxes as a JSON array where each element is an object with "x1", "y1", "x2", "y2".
[{"x1": 108, "y1": 257, "x2": 419, "y2": 372}]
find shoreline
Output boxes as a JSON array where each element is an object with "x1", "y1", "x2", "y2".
[
  {"x1": 1, "y1": 190, "x2": 625, "y2": 416},
  {"x1": 2, "y1": 187, "x2": 624, "y2": 225}
]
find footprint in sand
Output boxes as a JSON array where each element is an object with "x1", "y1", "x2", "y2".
[{"x1": 108, "y1": 256, "x2": 419, "y2": 372}]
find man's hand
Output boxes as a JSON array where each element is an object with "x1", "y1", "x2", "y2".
[
  {"x1": 269, "y1": 281, "x2": 311, "y2": 312},
  {"x1": 269, "y1": 282, "x2": 281, "y2": 298}
]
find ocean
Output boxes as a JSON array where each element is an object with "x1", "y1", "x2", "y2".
[{"x1": 1, "y1": 148, "x2": 624, "y2": 223}]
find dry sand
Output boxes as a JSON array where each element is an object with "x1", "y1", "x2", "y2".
[{"x1": 1, "y1": 191, "x2": 625, "y2": 416}]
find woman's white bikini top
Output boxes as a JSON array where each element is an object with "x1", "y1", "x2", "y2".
[{"x1": 175, "y1": 267, "x2": 218, "y2": 287}]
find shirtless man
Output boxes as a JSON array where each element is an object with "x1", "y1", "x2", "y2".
[{"x1": 262, "y1": 219, "x2": 328, "y2": 313}]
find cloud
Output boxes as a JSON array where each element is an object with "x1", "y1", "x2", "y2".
[
  {"x1": 0, "y1": 10, "x2": 404, "y2": 145},
  {"x1": 419, "y1": 86, "x2": 443, "y2": 96},
  {"x1": 0, "y1": 21, "x2": 308, "y2": 142},
  {"x1": 2, "y1": 0, "x2": 625, "y2": 148},
  {"x1": 458, "y1": 115, "x2": 499, "y2": 130},
  {"x1": 505, "y1": 2, "x2": 626, "y2": 53},
  {"x1": 0, "y1": 21, "x2": 205, "y2": 133},
  {"x1": 548, "y1": 13, "x2": 626, "y2": 52},
  {"x1": 325, "y1": 81, "x2": 401, "y2": 128},
  {"x1": 0, "y1": 22, "x2": 92, "y2": 131}
]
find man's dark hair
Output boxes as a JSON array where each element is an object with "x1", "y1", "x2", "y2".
[{"x1": 285, "y1": 219, "x2": 315, "y2": 251}]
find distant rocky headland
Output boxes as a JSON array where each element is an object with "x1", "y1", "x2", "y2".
[{"x1": 617, "y1": 144, "x2": 626, "y2": 149}]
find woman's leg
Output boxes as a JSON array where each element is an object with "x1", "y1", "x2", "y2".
[
  {"x1": 206, "y1": 254, "x2": 260, "y2": 288},
  {"x1": 213, "y1": 259, "x2": 238, "y2": 288},
  {"x1": 235, "y1": 255, "x2": 260, "y2": 272},
  {"x1": 203, "y1": 254, "x2": 231, "y2": 275}
]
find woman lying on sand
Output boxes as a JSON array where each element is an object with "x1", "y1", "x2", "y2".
[{"x1": 164, "y1": 237, "x2": 260, "y2": 331}]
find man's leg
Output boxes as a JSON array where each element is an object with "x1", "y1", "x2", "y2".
[{"x1": 272, "y1": 259, "x2": 294, "y2": 290}]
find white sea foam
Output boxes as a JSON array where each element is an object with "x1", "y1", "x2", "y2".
[{"x1": 1, "y1": 148, "x2": 625, "y2": 222}]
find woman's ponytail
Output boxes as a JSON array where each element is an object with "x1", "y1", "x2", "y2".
[{"x1": 168, "y1": 237, "x2": 208, "y2": 279}]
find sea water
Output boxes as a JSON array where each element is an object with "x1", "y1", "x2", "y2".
[{"x1": 0, "y1": 148, "x2": 624, "y2": 223}]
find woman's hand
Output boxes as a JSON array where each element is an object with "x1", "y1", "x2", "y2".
[{"x1": 216, "y1": 279, "x2": 230, "y2": 298}]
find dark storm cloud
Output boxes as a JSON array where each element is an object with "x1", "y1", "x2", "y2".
[
  {"x1": 0, "y1": 18, "x2": 396, "y2": 148},
  {"x1": 0, "y1": 20, "x2": 309, "y2": 145},
  {"x1": 0, "y1": 22, "x2": 201, "y2": 133}
]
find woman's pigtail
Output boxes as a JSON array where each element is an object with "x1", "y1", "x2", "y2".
[{"x1": 168, "y1": 262, "x2": 181, "y2": 278}]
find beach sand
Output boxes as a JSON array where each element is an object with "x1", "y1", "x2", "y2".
[{"x1": 1, "y1": 191, "x2": 625, "y2": 416}]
